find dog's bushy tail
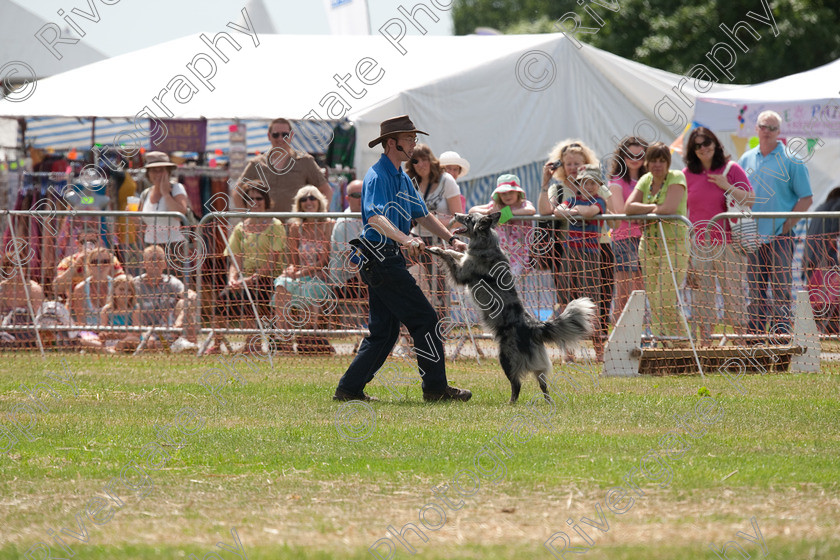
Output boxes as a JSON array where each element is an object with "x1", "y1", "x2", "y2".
[{"x1": 538, "y1": 297, "x2": 596, "y2": 347}]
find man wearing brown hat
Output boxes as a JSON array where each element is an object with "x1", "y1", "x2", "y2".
[
  {"x1": 333, "y1": 115, "x2": 471, "y2": 403},
  {"x1": 234, "y1": 118, "x2": 332, "y2": 212}
]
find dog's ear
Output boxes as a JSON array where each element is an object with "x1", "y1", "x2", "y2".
[{"x1": 477, "y1": 212, "x2": 500, "y2": 231}]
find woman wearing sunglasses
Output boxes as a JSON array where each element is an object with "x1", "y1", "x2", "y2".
[
  {"x1": 607, "y1": 136, "x2": 648, "y2": 320},
  {"x1": 405, "y1": 144, "x2": 464, "y2": 316},
  {"x1": 274, "y1": 185, "x2": 335, "y2": 355},
  {"x1": 64, "y1": 247, "x2": 118, "y2": 352},
  {"x1": 683, "y1": 127, "x2": 754, "y2": 345},
  {"x1": 210, "y1": 185, "x2": 287, "y2": 354},
  {"x1": 69, "y1": 247, "x2": 115, "y2": 327}
]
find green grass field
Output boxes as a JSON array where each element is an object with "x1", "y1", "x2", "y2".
[{"x1": 1, "y1": 352, "x2": 838, "y2": 559}]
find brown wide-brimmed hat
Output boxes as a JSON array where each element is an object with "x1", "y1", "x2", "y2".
[
  {"x1": 144, "y1": 151, "x2": 177, "y2": 170},
  {"x1": 368, "y1": 115, "x2": 428, "y2": 148}
]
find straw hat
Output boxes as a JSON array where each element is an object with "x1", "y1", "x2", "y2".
[{"x1": 143, "y1": 151, "x2": 177, "y2": 169}]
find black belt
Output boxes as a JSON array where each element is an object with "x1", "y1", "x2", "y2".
[
  {"x1": 350, "y1": 238, "x2": 401, "y2": 260},
  {"x1": 379, "y1": 245, "x2": 401, "y2": 255}
]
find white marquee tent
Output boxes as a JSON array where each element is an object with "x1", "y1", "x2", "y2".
[
  {"x1": 347, "y1": 33, "x2": 740, "y2": 202},
  {"x1": 1, "y1": 31, "x2": 752, "y2": 203},
  {"x1": 693, "y1": 58, "x2": 840, "y2": 206},
  {"x1": 0, "y1": 0, "x2": 108, "y2": 81}
]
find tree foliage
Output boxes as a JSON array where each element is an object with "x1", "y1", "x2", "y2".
[{"x1": 452, "y1": 0, "x2": 840, "y2": 84}]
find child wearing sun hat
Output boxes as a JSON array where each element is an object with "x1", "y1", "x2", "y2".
[
  {"x1": 468, "y1": 174, "x2": 536, "y2": 216},
  {"x1": 552, "y1": 164, "x2": 608, "y2": 360},
  {"x1": 467, "y1": 174, "x2": 536, "y2": 274}
]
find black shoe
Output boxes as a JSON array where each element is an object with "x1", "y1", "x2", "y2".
[
  {"x1": 333, "y1": 388, "x2": 379, "y2": 402},
  {"x1": 423, "y1": 385, "x2": 472, "y2": 402}
]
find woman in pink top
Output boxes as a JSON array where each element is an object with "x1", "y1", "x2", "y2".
[
  {"x1": 607, "y1": 137, "x2": 647, "y2": 320},
  {"x1": 683, "y1": 127, "x2": 755, "y2": 344}
]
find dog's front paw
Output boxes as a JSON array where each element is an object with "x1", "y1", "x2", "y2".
[{"x1": 425, "y1": 246, "x2": 445, "y2": 256}]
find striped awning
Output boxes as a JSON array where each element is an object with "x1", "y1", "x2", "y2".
[
  {"x1": 204, "y1": 119, "x2": 337, "y2": 156},
  {"x1": 24, "y1": 117, "x2": 336, "y2": 156},
  {"x1": 460, "y1": 159, "x2": 544, "y2": 209},
  {"x1": 25, "y1": 117, "x2": 147, "y2": 150}
]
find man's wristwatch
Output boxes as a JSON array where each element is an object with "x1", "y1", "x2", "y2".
[{"x1": 448, "y1": 235, "x2": 458, "y2": 246}]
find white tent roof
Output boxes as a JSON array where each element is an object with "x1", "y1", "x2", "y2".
[
  {"x1": 1, "y1": 32, "x2": 739, "y2": 189},
  {"x1": 0, "y1": 33, "x2": 562, "y2": 120},
  {"x1": 349, "y1": 33, "x2": 739, "y2": 184},
  {"x1": 0, "y1": 0, "x2": 107, "y2": 80}
]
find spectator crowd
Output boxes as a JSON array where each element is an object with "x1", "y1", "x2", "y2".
[{"x1": 2, "y1": 111, "x2": 824, "y2": 358}]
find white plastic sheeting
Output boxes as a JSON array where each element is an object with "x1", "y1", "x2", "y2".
[{"x1": 1, "y1": 32, "x2": 748, "y2": 202}]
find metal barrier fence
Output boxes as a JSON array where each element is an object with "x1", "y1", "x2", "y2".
[
  {"x1": 708, "y1": 210, "x2": 840, "y2": 340},
  {"x1": 0, "y1": 209, "x2": 832, "y2": 371},
  {"x1": 1, "y1": 210, "x2": 191, "y2": 357}
]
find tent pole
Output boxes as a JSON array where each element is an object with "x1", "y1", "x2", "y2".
[
  {"x1": 364, "y1": 0, "x2": 371, "y2": 34},
  {"x1": 215, "y1": 221, "x2": 273, "y2": 368},
  {"x1": 7, "y1": 219, "x2": 45, "y2": 359}
]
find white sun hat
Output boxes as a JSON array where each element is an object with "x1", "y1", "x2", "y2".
[{"x1": 438, "y1": 151, "x2": 471, "y2": 179}]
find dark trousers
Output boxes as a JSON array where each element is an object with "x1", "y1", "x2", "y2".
[
  {"x1": 747, "y1": 234, "x2": 794, "y2": 334},
  {"x1": 336, "y1": 248, "x2": 448, "y2": 395}
]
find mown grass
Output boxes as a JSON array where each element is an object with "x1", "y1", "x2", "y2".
[{"x1": 1, "y1": 353, "x2": 838, "y2": 558}]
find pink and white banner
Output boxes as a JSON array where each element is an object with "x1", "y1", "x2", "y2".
[
  {"x1": 696, "y1": 98, "x2": 840, "y2": 139},
  {"x1": 734, "y1": 101, "x2": 840, "y2": 138}
]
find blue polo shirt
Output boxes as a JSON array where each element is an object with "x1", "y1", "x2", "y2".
[
  {"x1": 360, "y1": 154, "x2": 429, "y2": 245},
  {"x1": 739, "y1": 141, "x2": 811, "y2": 238}
]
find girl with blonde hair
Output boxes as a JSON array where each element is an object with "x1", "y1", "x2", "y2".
[
  {"x1": 538, "y1": 140, "x2": 612, "y2": 359},
  {"x1": 99, "y1": 274, "x2": 141, "y2": 351},
  {"x1": 274, "y1": 185, "x2": 335, "y2": 355}
]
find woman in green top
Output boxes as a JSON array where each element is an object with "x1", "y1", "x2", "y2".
[
  {"x1": 625, "y1": 142, "x2": 689, "y2": 341},
  {"x1": 210, "y1": 185, "x2": 287, "y2": 354}
]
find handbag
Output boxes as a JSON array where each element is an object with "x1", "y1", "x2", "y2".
[{"x1": 723, "y1": 161, "x2": 758, "y2": 254}]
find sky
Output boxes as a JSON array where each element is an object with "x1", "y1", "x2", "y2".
[{"x1": 15, "y1": 0, "x2": 454, "y2": 58}]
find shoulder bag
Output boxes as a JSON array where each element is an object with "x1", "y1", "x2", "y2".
[{"x1": 724, "y1": 161, "x2": 758, "y2": 254}]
